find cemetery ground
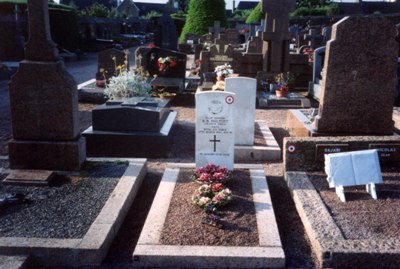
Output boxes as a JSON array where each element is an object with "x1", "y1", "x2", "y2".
[{"x1": 0, "y1": 54, "x2": 399, "y2": 268}]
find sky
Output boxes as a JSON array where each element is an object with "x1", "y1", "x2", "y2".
[{"x1": 133, "y1": 0, "x2": 258, "y2": 10}]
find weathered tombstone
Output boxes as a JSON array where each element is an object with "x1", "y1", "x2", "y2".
[
  {"x1": 325, "y1": 149, "x2": 382, "y2": 202},
  {"x1": 261, "y1": 0, "x2": 295, "y2": 73},
  {"x1": 225, "y1": 77, "x2": 256, "y2": 145},
  {"x1": 157, "y1": 14, "x2": 178, "y2": 50},
  {"x1": 8, "y1": 0, "x2": 85, "y2": 171},
  {"x1": 303, "y1": 28, "x2": 323, "y2": 49},
  {"x1": 195, "y1": 91, "x2": 235, "y2": 170},
  {"x1": 97, "y1": 48, "x2": 128, "y2": 81},
  {"x1": 83, "y1": 96, "x2": 177, "y2": 157},
  {"x1": 308, "y1": 46, "x2": 326, "y2": 101},
  {"x1": 223, "y1": 28, "x2": 240, "y2": 45},
  {"x1": 314, "y1": 16, "x2": 398, "y2": 135},
  {"x1": 200, "y1": 41, "x2": 235, "y2": 74},
  {"x1": 246, "y1": 35, "x2": 263, "y2": 53}
]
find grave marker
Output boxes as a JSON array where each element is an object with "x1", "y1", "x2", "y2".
[
  {"x1": 8, "y1": 0, "x2": 85, "y2": 171},
  {"x1": 225, "y1": 77, "x2": 256, "y2": 145},
  {"x1": 261, "y1": 0, "x2": 295, "y2": 73},
  {"x1": 325, "y1": 149, "x2": 382, "y2": 202},
  {"x1": 97, "y1": 48, "x2": 128, "y2": 81},
  {"x1": 195, "y1": 91, "x2": 235, "y2": 170}
]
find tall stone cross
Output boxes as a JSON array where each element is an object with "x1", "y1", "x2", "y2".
[
  {"x1": 261, "y1": 0, "x2": 295, "y2": 73},
  {"x1": 25, "y1": 0, "x2": 59, "y2": 61}
]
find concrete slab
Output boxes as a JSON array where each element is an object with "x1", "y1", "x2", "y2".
[
  {"x1": 133, "y1": 163, "x2": 285, "y2": 268},
  {"x1": 3, "y1": 170, "x2": 55, "y2": 186},
  {"x1": 234, "y1": 121, "x2": 281, "y2": 162},
  {"x1": 0, "y1": 255, "x2": 30, "y2": 269},
  {"x1": 285, "y1": 171, "x2": 400, "y2": 268},
  {"x1": 0, "y1": 158, "x2": 147, "y2": 267}
]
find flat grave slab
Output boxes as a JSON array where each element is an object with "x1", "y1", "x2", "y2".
[
  {"x1": 77, "y1": 79, "x2": 107, "y2": 104},
  {"x1": 0, "y1": 158, "x2": 147, "y2": 267},
  {"x1": 285, "y1": 171, "x2": 400, "y2": 269},
  {"x1": 0, "y1": 255, "x2": 29, "y2": 269},
  {"x1": 133, "y1": 163, "x2": 285, "y2": 268},
  {"x1": 257, "y1": 92, "x2": 311, "y2": 108}
]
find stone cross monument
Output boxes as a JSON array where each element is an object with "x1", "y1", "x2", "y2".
[
  {"x1": 261, "y1": 0, "x2": 295, "y2": 73},
  {"x1": 8, "y1": 0, "x2": 86, "y2": 171}
]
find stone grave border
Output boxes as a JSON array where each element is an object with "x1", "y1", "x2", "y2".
[
  {"x1": 234, "y1": 120, "x2": 281, "y2": 162},
  {"x1": 0, "y1": 158, "x2": 147, "y2": 267},
  {"x1": 133, "y1": 163, "x2": 285, "y2": 268},
  {"x1": 257, "y1": 92, "x2": 311, "y2": 108},
  {"x1": 285, "y1": 171, "x2": 400, "y2": 268}
]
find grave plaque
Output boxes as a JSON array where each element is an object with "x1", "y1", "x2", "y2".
[
  {"x1": 369, "y1": 144, "x2": 400, "y2": 162},
  {"x1": 315, "y1": 144, "x2": 349, "y2": 163},
  {"x1": 195, "y1": 91, "x2": 235, "y2": 170}
]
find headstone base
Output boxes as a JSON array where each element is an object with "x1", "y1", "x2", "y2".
[
  {"x1": 287, "y1": 109, "x2": 395, "y2": 137},
  {"x1": 257, "y1": 92, "x2": 311, "y2": 108},
  {"x1": 8, "y1": 138, "x2": 86, "y2": 171},
  {"x1": 83, "y1": 111, "x2": 176, "y2": 158}
]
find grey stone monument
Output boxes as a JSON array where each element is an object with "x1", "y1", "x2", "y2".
[{"x1": 8, "y1": 0, "x2": 86, "y2": 171}]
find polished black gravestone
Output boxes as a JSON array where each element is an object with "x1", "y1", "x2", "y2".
[{"x1": 82, "y1": 97, "x2": 177, "y2": 157}]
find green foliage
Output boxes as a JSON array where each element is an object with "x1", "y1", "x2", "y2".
[
  {"x1": 290, "y1": 3, "x2": 340, "y2": 16},
  {"x1": 245, "y1": 2, "x2": 262, "y2": 24},
  {"x1": 232, "y1": 9, "x2": 252, "y2": 21},
  {"x1": 81, "y1": 3, "x2": 110, "y2": 18},
  {"x1": 171, "y1": 10, "x2": 187, "y2": 20},
  {"x1": 140, "y1": 10, "x2": 162, "y2": 20},
  {"x1": 179, "y1": 0, "x2": 228, "y2": 43}
]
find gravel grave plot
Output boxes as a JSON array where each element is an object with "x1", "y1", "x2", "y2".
[
  {"x1": 0, "y1": 161, "x2": 127, "y2": 239},
  {"x1": 309, "y1": 169, "x2": 400, "y2": 240},
  {"x1": 160, "y1": 169, "x2": 259, "y2": 246}
]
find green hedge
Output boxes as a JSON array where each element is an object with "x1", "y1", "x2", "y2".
[
  {"x1": 290, "y1": 4, "x2": 341, "y2": 16},
  {"x1": 179, "y1": 0, "x2": 228, "y2": 43}
]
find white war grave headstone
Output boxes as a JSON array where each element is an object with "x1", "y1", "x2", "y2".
[
  {"x1": 324, "y1": 149, "x2": 383, "y2": 202},
  {"x1": 225, "y1": 77, "x2": 256, "y2": 145},
  {"x1": 195, "y1": 91, "x2": 235, "y2": 170}
]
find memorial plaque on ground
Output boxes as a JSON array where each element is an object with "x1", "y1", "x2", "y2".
[
  {"x1": 369, "y1": 144, "x2": 400, "y2": 163},
  {"x1": 315, "y1": 144, "x2": 349, "y2": 163},
  {"x1": 92, "y1": 97, "x2": 170, "y2": 132},
  {"x1": 195, "y1": 91, "x2": 235, "y2": 170},
  {"x1": 98, "y1": 48, "x2": 128, "y2": 81},
  {"x1": 225, "y1": 77, "x2": 256, "y2": 145}
]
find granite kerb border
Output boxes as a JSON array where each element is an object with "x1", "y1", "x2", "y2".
[
  {"x1": 0, "y1": 157, "x2": 148, "y2": 267},
  {"x1": 285, "y1": 171, "x2": 400, "y2": 269},
  {"x1": 133, "y1": 162, "x2": 285, "y2": 268},
  {"x1": 234, "y1": 120, "x2": 281, "y2": 162}
]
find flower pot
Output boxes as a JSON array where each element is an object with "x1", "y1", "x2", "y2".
[{"x1": 275, "y1": 89, "x2": 288, "y2": 98}]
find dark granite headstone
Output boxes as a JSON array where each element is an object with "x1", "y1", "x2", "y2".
[
  {"x1": 8, "y1": 0, "x2": 85, "y2": 171},
  {"x1": 97, "y1": 48, "x2": 128, "y2": 81},
  {"x1": 92, "y1": 97, "x2": 171, "y2": 132},
  {"x1": 157, "y1": 14, "x2": 178, "y2": 50},
  {"x1": 145, "y1": 47, "x2": 186, "y2": 79},
  {"x1": 314, "y1": 16, "x2": 398, "y2": 135}
]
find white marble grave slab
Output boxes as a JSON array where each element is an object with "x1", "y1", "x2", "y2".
[
  {"x1": 325, "y1": 149, "x2": 382, "y2": 202},
  {"x1": 195, "y1": 91, "x2": 235, "y2": 170},
  {"x1": 225, "y1": 77, "x2": 256, "y2": 146}
]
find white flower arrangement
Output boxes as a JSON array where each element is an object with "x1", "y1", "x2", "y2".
[
  {"x1": 104, "y1": 70, "x2": 152, "y2": 100},
  {"x1": 214, "y1": 64, "x2": 233, "y2": 78}
]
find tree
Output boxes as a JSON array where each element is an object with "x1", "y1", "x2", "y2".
[
  {"x1": 179, "y1": 0, "x2": 228, "y2": 43},
  {"x1": 82, "y1": 3, "x2": 110, "y2": 18},
  {"x1": 245, "y1": 2, "x2": 262, "y2": 24}
]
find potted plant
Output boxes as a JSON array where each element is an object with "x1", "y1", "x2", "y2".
[
  {"x1": 274, "y1": 72, "x2": 295, "y2": 97},
  {"x1": 214, "y1": 63, "x2": 234, "y2": 81}
]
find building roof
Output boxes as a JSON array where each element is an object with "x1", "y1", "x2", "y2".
[
  {"x1": 236, "y1": 1, "x2": 258, "y2": 10},
  {"x1": 60, "y1": 0, "x2": 118, "y2": 10},
  {"x1": 133, "y1": 1, "x2": 176, "y2": 16}
]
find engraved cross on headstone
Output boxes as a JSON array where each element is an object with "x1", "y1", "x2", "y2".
[
  {"x1": 25, "y1": 0, "x2": 59, "y2": 62},
  {"x1": 261, "y1": 0, "x2": 295, "y2": 73},
  {"x1": 210, "y1": 135, "x2": 221, "y2": 152}
]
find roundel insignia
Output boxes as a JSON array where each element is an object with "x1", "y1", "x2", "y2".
[
  {"x1": 225, "y1": 96, "x2": 234, "y2": 104},
  {"x1": 287, "y1": 144, "x2": 296, "y2": 153}
]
